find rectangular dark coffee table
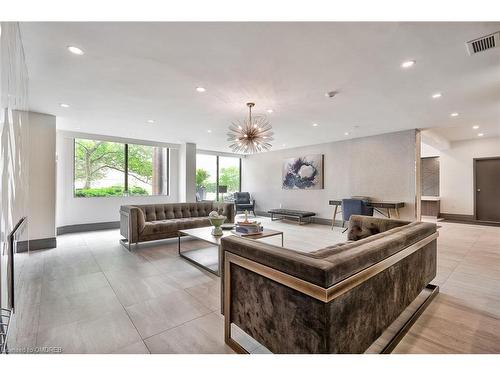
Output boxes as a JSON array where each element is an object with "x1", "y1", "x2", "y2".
[{"x1": 268, "y1": 209, "x2": 316, "y2": 225}]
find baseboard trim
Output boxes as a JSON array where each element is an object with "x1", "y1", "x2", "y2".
[
  {"x1": 439, "y1": 213, "x2": 475, "y2": 221},
  {"x1": 439, "y1": 213, "x2": 500, "y2": 227},
  {"x1": 17, "y1": 237, "x2": 57, "y2": 252},
  {"x1": 57, "y1": 221, "x2": 120, "y2": 235}
]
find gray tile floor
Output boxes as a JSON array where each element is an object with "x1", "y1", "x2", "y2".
[{"x1": 6, "y1": 216, "x2": 500, "y2": 353}]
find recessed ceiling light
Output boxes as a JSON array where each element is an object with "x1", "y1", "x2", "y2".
[
  {"x1": 478, "y1": 133, "x2": 484, "y2": 137},
  {"x1": 60, "y1": 103, "x2": 70, "y2": 108},
  {"x1": 432, "y1": 93, "x2": 442, "y2": 99},
  {"x1": 266, "y1": 109, "x2": 273, "y2": 113},
  {"x1": 450, "y1": 112, "x2": 459, "y2": 117},
  {"x1": 472, "y1": 125, "x2": 480, "y2": 129},
  {"x1": 207, "y1": 130, "x2": 212, "y2": 133},
  {"x1": 282, "y1": 143, "x2": 286, "y2": 147},
  {"x1": 325, "y1": 90, "x2": 339, "y2": 98},
  {"x1": 67, "y1": 46, "x2": 84, "y2": 55},
  {"x1": 146, "y1": 120, "x2": 155, "y2": 124},
  {"x1": 312, "y1": 123, "x2": 318, "y2": 127},
  {"x1": 196, "y1": 87, "x2": 206, "y2": 92},
  {"x1": 344, "y1": 132, "x2": 350, "y2": 136},
  {"x1": 401, "y1": 60, "x2": 416, "y2": 69}
]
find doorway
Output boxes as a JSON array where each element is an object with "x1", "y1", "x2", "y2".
[{"x1": 474, "y1": 157, "x2": 500, "y2": 222}]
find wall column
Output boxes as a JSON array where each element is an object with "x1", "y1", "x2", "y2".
[
  {"x1": 178, "y1": 142, "x2": 196, "y2": 202},
  {"x1": 25, "y1": 111, "x2": 57, "y2": 250}
]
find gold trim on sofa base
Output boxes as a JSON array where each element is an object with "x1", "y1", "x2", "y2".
[{"x1": 223, "y1": 231, "x2": 439, "y2": 354}]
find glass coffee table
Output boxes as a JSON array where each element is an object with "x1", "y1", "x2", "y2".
[{"x1": 177, "y1": 226, "x2": 284, "y2": 276}]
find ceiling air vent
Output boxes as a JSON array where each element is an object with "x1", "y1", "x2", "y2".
[{"x1": 466, "y1": 32, "x2": 500, "y2": 55}]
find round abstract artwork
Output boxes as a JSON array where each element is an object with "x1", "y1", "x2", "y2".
[{"x1": 282, "y1": 154, "x2": 324, "y2": 190}]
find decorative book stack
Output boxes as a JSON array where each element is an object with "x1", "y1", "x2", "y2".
[{"x1": 232, "y1": 220, "x2": 263, "y2": 236}]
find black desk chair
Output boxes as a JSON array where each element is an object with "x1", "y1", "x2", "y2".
[
  {"x1": 234, "y1": 192, "x2": 256, "y2": 216},
  {"x1": 341, "y1": 198, "x2": 373, "y2": 232}
]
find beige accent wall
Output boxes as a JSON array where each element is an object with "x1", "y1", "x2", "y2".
[
  {"x1": 242, "y1": 130, "x2": 418, "y2": 221},
  {"x1": 28, "y1": 112, "x2": 56, "y2": 240}
]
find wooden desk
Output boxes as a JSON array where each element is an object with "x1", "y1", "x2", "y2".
[{"x1": 329, "y1": 200, "x2": 405, "y2": 228}]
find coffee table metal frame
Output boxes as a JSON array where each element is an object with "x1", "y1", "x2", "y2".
[{"x1": 177, "y1": 227, "x2": 284, "y2": 276}]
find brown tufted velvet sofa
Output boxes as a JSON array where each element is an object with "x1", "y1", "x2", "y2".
[
  {"x1": 221, "y1": 215, "x2": 438, "y2": 354},
  {"x1": 120, "y1": 202, "x2": 234, "y2": 249}
]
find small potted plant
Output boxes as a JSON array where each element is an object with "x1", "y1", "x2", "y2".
[{"x1": 208, "y1": 211, "x2": 226, "y2": 236}]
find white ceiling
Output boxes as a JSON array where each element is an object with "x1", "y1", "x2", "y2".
[{"x1": 20, "y1": 22, "x2": 500, "y2": 152}]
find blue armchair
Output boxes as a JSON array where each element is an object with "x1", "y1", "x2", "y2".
[
  {"x1": 234, "y1": 192, "x2": 256, "y2": 216},
  {"x1": 341, "y1": 198, "x2": 373, "y2": 232}
]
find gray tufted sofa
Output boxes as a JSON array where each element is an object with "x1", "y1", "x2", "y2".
[
  {"x1": 120, "y1": 202, "x2": 234, "y2": 250},
  {"x1": 221, "y1": 215, "x2": 438, "y2": 354}
]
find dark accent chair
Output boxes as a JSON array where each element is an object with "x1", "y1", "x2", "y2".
[
  {"x1": 234, "y1": 192, "x2": 256, "y2": 216},
  {"x1": 341, "y1": 198, "x2": 373, "y2": 232}
]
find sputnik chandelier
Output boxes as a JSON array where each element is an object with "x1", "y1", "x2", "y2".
[{"x1": 227, "y1": 102, "x2": 274, "y2": 154}]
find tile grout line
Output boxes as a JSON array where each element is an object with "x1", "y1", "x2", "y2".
[
  {"x1": 86, "y1": 233, "x2": 218, "y2": 352},
  {"x1": 439, "y1": 228, "x2": 483, "y2": 287},
  {"x1": 141, "y1": 309, "x2": 215, "y2": 342},
  {"x1": 86, "y1": 236, "x2": 151, "y2": 354},
  {"x1": 33, "y1": 251, "x2": 47, "y2": 348}
]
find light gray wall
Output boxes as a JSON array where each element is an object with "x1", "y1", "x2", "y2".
[
  {"x1": 242, "y1": 130, "x2": 418, "y2": 221},
  {"x1": 421, "y1": 136, "x2": 500, "y2": 215},
  {"x1": 28, "y1": 112, "x2": 56, "y2": 240},
  {"x1": 56, "y1": 131, "x2": 180, "y2": 227},
  {"x1": 437, "y1": 136, "x2": 500, "y2": 216}
]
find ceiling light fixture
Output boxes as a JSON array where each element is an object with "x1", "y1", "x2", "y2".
[
  {"x1": 266, "y1": 109, "x2": 273, "y2": 113},
  {"x1": 344, "y1": 132, "x2": 350, "y2": 136},
  {"x1": 60, "y1": 103, "x2": 70, "y2": 108},
  {"x1": 478, "y1": 133, "x2": 484, "y2": 137},
  {"x1": 67, "y1": 46, "x2": 84, "y2": 55},
  {"x1": 227, "y1": 102, "x2": 273, "y2": 154},
  {"x1": 207, "y1": 130, "x2": 212, "y2": 133},
  {"x1": 450, "y1": 112, "x2": 459, "y2": 117},
  {"x1": 432, "y1": 93, "x2": 442, "y2": 99},
  {"x1": 472, "y1": 125, "x2": 480, "y2": 129},
  {"x1": 312, "y1": 123, "x2": 318, "y2": 127},
  {"x1": 196, "y1": 87, "x2": 206, "y2": 92},
  {"x1": 401, "y1": 60, "x2": 416, "y2": 68}
]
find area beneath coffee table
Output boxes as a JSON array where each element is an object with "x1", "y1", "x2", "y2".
[{"x1": 180, "y1": 246, "x2": 219, "y2": 274}]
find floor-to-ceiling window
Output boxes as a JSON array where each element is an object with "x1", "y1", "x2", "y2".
[
  {"x1": 196, "y1": 154, "x2": 218, "y2": 201},
  {"x1": 196, "y1": 153, "x2": 241, "y2": 202},
  {"x1": 218, "y1": 156, "x2": 241, "y2": 202}
]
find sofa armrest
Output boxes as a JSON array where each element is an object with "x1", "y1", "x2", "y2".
[
  {"x1": 119, "y1": 206, "x2": 144, "y2": 243},
  {"x1": 347, "y1": 214, "x2": 410, "y2": 241},
  {"x1": 221, "y1": 236, "x2": 332, "y2": 287},
  {"x1": 213, "y1": 202, "x2": 235, "y2": 223}
]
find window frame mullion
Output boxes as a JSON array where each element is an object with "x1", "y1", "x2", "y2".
[{"x1": 124, "y1": 143, "x2": 129, "y2": 194}]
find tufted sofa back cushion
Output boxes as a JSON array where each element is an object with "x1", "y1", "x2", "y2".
[{"x1": 133, "y1": 202, "x2": 215, "y2": 222}]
